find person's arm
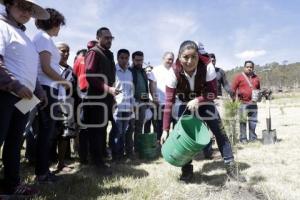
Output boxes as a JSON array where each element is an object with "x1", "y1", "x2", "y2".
[
  {"x1": 160, "y1": 86, "x2": 176, "y2": 144},
  {"x1": 39, "y1": 51, "x2": 67, "y2": 85},
  {"x1": 220, "y1": 70, "x2": 233, "y2": 97},
  {"x1": 149, "y1": 79, "x2": 158, "y2": 104},
  {"x1": 257, "y1": 76, "x2": 261, "y2": 90},
  {"x1": 231, "y1": 75, "x2": 239, "y2": 100},
  {"x1": 163, "y1": 86, "x2": 176, "y2": 131},
  {"x1": 0, "y1": 55, "x2": 32, "y2": 98},
  {"x1": 73, "y1": 57, "x2": 80, "y2": 77},
  {"x1": 34, "y1": 80, "x2": 48, "y2": 109}
]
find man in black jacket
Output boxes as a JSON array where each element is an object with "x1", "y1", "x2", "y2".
[{"x1": 84, "y1": 27, "x2": 120, "y2": 172}]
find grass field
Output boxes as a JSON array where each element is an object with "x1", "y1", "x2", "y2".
[{"x1": 1, "y1": 93, "x2": 300, "y2": 200}]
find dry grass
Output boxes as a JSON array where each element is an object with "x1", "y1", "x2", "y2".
[{"x1": 1, "y1": 94, "x2": 300, "y2": 200}]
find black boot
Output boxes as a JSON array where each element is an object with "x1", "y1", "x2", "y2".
[
  {"x1": 179, "y1": 164, "x2": 193, "y2": 182},
  {"x1": 225, "y1": 161, "x2": 246, "y2": 182}
]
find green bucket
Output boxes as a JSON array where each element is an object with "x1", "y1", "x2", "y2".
[
  {"x1": 137, "y1": 132, "x2": 157, "y2": 149},
  {"x1": 137, "y1": 133, "x2": 158, "y2": 160},
  {"x1": 161, "y1": 115, "x2": 210, "y2": 167}
]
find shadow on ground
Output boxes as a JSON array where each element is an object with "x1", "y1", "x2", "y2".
[
  {"x1": 33, "y1": 173, "x2": 130, "y2": 200},
  {"x1": 202, "y1": 160, "x2": 250, "y2": 173},
  {"x1": 13, "y1": 160, "x2": 149, "y2": 200},
  {"x1": 192, "y1": 172, "x2": 228, "y2": 186}
]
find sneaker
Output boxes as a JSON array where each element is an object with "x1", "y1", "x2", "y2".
[
  {"x1": 225, "y1": 161, "x2": 246, "y2": 182},
  {"x1": 36, "y1": 172, "x2": 61, "y2": 184},
  {"x1": 179, "y1": 164, "x2": 193, "y2": 182},
  {"x1": 95, "y1": 162, "x2": 112, "y2": 176}
]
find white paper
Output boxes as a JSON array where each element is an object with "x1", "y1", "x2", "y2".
[{"x1": 15, "y1": 95, "x2": 40, "y2": 114}]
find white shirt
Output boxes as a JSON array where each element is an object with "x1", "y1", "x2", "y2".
[
  {"x1": 114, "y1": 64, "x2": 134, "y2": 112},
  {"x1": 58, "y1": 66, "x2": 73, "y2": 100},
  {"x1": 166, "y1": 63, "x2": 216, "y2": 90},
  {"x1": 33, "y1": 31, "x2": 61, "y2": 89},
  {"x1": 152, "y1": 64, "x2": 172, "y2": 105},
  {"x1": 0, "y1": 20, "x2": 39, "y2": 92}
]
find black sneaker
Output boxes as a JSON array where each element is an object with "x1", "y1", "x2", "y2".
[
  {"x1": 36, "y1": 172, "x2": 61, "y2": 184},
  {"x1": 225, "y1": 162, "x2": 246, "y2": 182},
  {"x1": 179, "y1": 164, "x2": 193, "y2": 182},
  {"x1": 96, "y1": 162, "x2": 112, "y2": 176}
]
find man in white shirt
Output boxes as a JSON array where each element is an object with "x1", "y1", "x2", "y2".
[
  {"x1": 109, "y1": 49, "x2": 134, "y2": 160},
  {"x1": 151, "y1": 52, "x2": 174, "y2": 140}
]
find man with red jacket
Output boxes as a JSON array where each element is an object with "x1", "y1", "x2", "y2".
[{"x1": 232, "y1": 60, "x2": 260, "y2": 144}]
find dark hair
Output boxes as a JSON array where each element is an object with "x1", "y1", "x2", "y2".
[
  {"x1": 35, "y1": 8, "x2": 65, "y2": 30},
  {"x1": 3, "y1": 0, "x2": 14, "y2": 6},
  {"x1": 244, "y1": 60, "x2": 255, "y2": 67},
  {"x1": 117, "y1": 49, "x2": 130, "y2": 58},
  {"x1": 209, "y1": 53, "x2": 216, "y2": 59},
  {"x1": 132, "y1": 51, "x2": 144, "y2": 59},
  {"x1": 76, "y1": 49, "x2": 87, "y2": 56},
  {"x1": 96, "y1": 27, "x2": 109, "y2": 39},
  {"x1": 178, "y1": 40, "x2": 198, "y2": 58}
]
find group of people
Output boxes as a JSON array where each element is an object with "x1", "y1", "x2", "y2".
[{"x1": 0, "y1": 0, "x2": 263, "y2": 197}]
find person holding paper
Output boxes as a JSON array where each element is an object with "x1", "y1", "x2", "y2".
[
  {"x1": 0, "y1": 0, "x2": 49, "y2": 197},
  {"x1": 33, "y1": 8, "x2": 69, "y2": 183}
]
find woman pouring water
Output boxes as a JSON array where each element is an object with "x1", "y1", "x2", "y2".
[{"x1": 160, "y1": 40, "x2": 246, "y2": 182}]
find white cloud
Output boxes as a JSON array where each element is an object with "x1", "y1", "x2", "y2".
[{"x1": 235, "y1": 50, "x2": 267, "y2": 60}]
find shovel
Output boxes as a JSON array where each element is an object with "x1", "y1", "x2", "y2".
[{"x1": 262, "y1": 98, "x2": 277, "y2": 144}]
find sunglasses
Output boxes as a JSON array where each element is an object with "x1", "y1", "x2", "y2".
[
  {"x1": 16, "y1": 1, "x2": 33, "y2": 13},
  {"x1": 103, "y1": 36, "x2": 115, "y2": 40}
]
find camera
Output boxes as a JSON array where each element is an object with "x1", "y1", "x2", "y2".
[{"x1": 260, "y1": 88, "x2": 272, "y2": 100}]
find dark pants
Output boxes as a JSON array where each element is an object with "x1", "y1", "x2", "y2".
[
  {"x1": 83, "y1": 99, "x2": 112, "y2": 165},
  {"x1": 179, "y1": 103, "x2": 234, "y2": 170},
  {"x1": 35, "y1": 86, "x2": 58, "y2": 176},
  {"x1": 0, "y1": 91, "x2": 29, "y2": 193},
  {"x1": 133, "y1": 103, "x2": 147, "y2": 152},
  {"x1": 78, "y1": 128, "x2": 89, "y2": 163},
  {"x1": 144, "y1": 104, "x2": 168, "y2": 140},
  {"x1": 24, "y1": 107, "x2": 38, "y2": 163},
  {"x1": 239, "y1": 103, "x2": 258, "y2": 142},
  {"x1": 125, "y1": 115, "x2": 135, "y2": 155},
  {"x1": 78, "y1": 94, "x2": 89, "y2": 163}
]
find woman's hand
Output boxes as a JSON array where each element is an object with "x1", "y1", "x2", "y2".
[
  {"x1": 187, "y1": 99, "x2": 199, "y2": 111},
  {"x1": 16, "y1": 86, "x2": 33, "y2": 99},
  {"x1": 160, "y1": 130, "x2": 169, "y2": 145}
]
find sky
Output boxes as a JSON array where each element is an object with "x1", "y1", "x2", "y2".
[{"x1": 21, "y1": 0, "x2": 300, "y2": 69}]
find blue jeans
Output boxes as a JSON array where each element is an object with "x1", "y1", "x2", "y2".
[
  {"x1": 178, "y1": 103, "x2": 234, "y2": 168},
  {"x1": 0, "y1": 91, "x2": 29, "y2": 193},
  {"x1": 109, "y1": 111, "x2": 131, "y2": 157},
  {"x1": 239, "y1": 103, "x2": 258, "y2": 142},
  {"x1": 35, "y1": 86, "x2": 58, "y2": 176}
]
